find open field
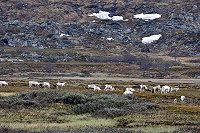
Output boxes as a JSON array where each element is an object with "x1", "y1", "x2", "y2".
[
  {"x1": 0, "y1": 50, "x2": 199, "y2": 133},
  {"x1": 0, "y1": 53, "x2": 198, "y2": 132},
  {"x1": 0, "y1": 0, "x2": 199, "y2": 132},
  {"x1": 0, "y1": 76, "x2": 199, "y2": 132},
  {"x1": 1, "y1": 74, "x2": 200, "y2": 87}
]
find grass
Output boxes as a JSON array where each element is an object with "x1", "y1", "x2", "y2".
[
  {"x1": 162, "y1": 103, "x2": 200, "y2": 113},
  {"x1": 130, "y1": 126, "x2": 178, "y2": 133},
  {"x1": 0, "y1": 124, "x2": 180, "y2": 133},
  {"x1": 116, "y1": 109, "x2": 200, "y2": 127},
  {"x1": 0, "y1": 115, "x2": 116, "y2": 131},
  {"x1": 0, "y1": 79, "x2": 199, "y2": 132},
  {"x1": 0, "y1": 92, "x2": 16, "y2": 97}
]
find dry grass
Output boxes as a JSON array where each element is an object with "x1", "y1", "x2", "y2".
[
  {"x1": 162, "y1": 103, "x2": 200, "y2": 113},
  {"x1": 0, "y1": 118, "x2": 116, "y2": 131},
  {"x1": 116, "y1": 109, "x2": 199, "y2": 127},
  {"x1": 0, "y1": 78, "x2": 199, "y2": 132},
  {"x1": 0, "y1": 92, "x2": 16, "y2": 97}
]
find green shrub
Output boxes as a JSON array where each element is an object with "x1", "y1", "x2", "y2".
[
  {"x1": 0, "y1": 90, "x2": 160, "y2": 118},
  {"x1": 55, "y1": 93, "x2": 92, "y2": 104},
  {"x1": 0, "y1": 90, "x2": 63, "y2": 109},
  {"x1": 17, "y1": 90, "x2": 62, "y2": 104},
  {"x1": 89, "y1": 55, "x2": 181, "y2": 70},
  {"x1": 74, "y1": 94, "x2": 131, "y2": 115},
  {"x1": 126, "y1": 102, "x2": 160, "y2": 111},
  {"x1": 96, "y1": 108, "x2": 129, "y2": 118},
  {"x1": 80, "y1": 70, "x2": 92, "y2": 77},
  {"x1": 12, "y1": 100, "x2": 39, "y2": 107}
]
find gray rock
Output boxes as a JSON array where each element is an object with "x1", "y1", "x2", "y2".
[
  {"x1": 124, "y1": 29, "x2": 132, "y2": 34},
  {"x1": 108, "y1": 22, "x2": 122, "y2": 29}
]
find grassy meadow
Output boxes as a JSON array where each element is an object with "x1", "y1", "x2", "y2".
[{"x1": 0, "y1": 79, "x2": 199, "y2": 133}]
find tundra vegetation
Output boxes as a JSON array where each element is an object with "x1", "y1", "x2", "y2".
[
  {"x1": 0, "y1": 80, "x2": 199, "y2": 132},
  {"x1": 0, "y1": 0, "x2": 199, "y2": 132}
]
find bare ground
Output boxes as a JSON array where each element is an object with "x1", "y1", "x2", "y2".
[{"x1": 2, "y1": 75, "x2": 200, "y2": 85}]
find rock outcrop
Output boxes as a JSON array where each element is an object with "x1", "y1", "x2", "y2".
[{"x1": 0, "y1": 0, "x2": 199, "y2": 61}]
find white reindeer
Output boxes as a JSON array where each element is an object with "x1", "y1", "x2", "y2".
[
  {"x1": 43, "y1": 82, "x2": 50, "y2": 88},
  {"x1": 0, "y1": 81, "x2": 8, "y2": 87},
  {"x1": 181, "y1": 96, "x2": 186, "y2": 102},
  {"x1": 123, "y1": 88, "x2": 135, "y2": 95},
  {"x1": 56, "y1": 82, "x2": 66, "y2": 89},
  {"x1": 104, "y1": 84, "x2": 115, "y2": 91},
  {"x1": 140, "y1": 85, "x2": 148, "y2": 92}
]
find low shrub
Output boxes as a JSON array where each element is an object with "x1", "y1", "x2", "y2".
[
  {"x1": 80, "y1": 70, "x2": 92, "y2": 77},
  {"x1": 89, "y1": 55, "x2": 181, "y2": 70},
  {"x1": 0, "y1": 90, "x2": 63, "y2": 109},
  {"x1": 126, "y1": 102, "x2": 160, "y2": 111},
  {"x1": 17, "y1": 90, "x2": 62, "y2": 103},
  {"x1": 96, "y1": 108, "x2": 129, "y2": 118},
  {"x1": 173, "y1": 126, "x2": 200, "y2": 133},
  {"x1": 188, "y1": 59, "x2": 200, "y2": 63},
  {"x1": 73, "y1": 94, "x2": 130, "y2": 115},
  {"x1": 55, "y1": 93, "x2": 92, "y2": 104},
  {"x1": 0, "y1": 90, "x2": 160, "y2": 118},
  {"x1": 12, "y1": 100, "x2": 39, "y2": 107}
]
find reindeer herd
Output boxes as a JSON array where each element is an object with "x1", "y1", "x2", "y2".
[
  {"x1": 0, "y1": 80, "x2": 65, "y2": 89},
  {"x1": 0, "y1": 80, "x2": 186, "y2": 102},
  {"x1": 88, "y1": 84, "x2": 180, "y2": 94},
  {"x1": 87, "y1": 84, "x2": 186, "y2": 102}
]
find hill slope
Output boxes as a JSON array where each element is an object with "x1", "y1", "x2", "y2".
[{"x1": 0, "y1": 0, "x2": 199, "y2": 63}]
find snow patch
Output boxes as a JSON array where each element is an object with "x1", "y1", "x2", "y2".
[
  {"x1": 142, "y1": 34, "x2": 162, "y2": 44},
  {"x1": 60, "y1": 33, "x2": 70, "y2": 37},
  {"x1": 89, "y1": 11, "x2": 123, "y2": 21},
  {"x1": 134, "y1": 13, "x2": 161, "y2": 20},
  {"x1": 106, "y1": 37, "x2": 114, "y2": 41},
  {"x1": 111, "y1": 16, "x2": 123, "y2": 21},
  {"x1": 89, "y1": 11, "x2": 111, "y2": 20}
]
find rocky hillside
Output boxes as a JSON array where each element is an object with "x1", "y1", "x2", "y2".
[{"x1": 0, "y1": 0, "x2": 199, "y2": 62}]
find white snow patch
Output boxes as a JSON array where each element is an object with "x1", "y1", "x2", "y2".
[
  {"x1": 60, "y1": 33, "x2": 70, "y2": 37},
  {"x1": 89, "y1": 11, "x2": 111, "y2": 20},
  {"x1": 111, "y1": 16, "x2": 123, "y2": 21},
  {"x1": 89, "y1": 11, "x2": 123, "y2": 21},
  {"x1": 123, "y1": 19, "x2": 129, "y2": 21},
  {"x1": 142, "y1": 34, "x2": 162, "y2": 44},
  {"x1": 134, "y1": 13, "x2": 161, "y2": 20},
  {"x1": 106, "y1": 37, "x2": 114, "y2": 41}
]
